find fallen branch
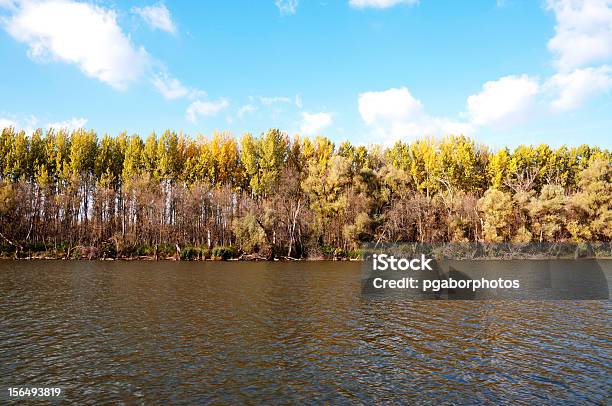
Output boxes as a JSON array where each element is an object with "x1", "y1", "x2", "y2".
[{"x1": 0, "y1": 230, "x2": 22, "y2": 250}]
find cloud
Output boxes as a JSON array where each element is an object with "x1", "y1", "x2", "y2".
[
  {"x1": 461, "y1": 1, "x2": 612, "y2": 123},
  {"x1": 132, "y1": 3, "x2": 176, "y2": 34},
  {"x1": 186, "y1": 98, "x2": 229, "y2": 122},
  {"x1": 152, "y1": 74, "x2": 189, "y2": 99},
  {"x1": 300, "y1": 112, "x2": 333, "y2": 135},
  {"x1": 259, "y1": 96, "x2": 293, "y2": 105},
  {"x1": 0, "y1": 1, "x2": 225, "y2": 115},
  {"x1": 546, "y1": 66, "x2": 612, "y2": 111},
  {"x1": 237, "y1": 104, "x2": 257, "y2": 118},
  {"x1": 466, "y1": 75, "x2": 540, "y2": 127},
  {"x1": 152, "y1": 73, "x2": 204, "y2": 100},
  {"x1": 0, "y1": 117, "x2": 18, "y2": 129},
  {"x1": 0, "y1": 114, "x2": 86, "y2": 133},
  {"x1": 2, "y1": 0, "x2": 150, "y2": 90},
  {"x1": 463, "y1": 67, "x2": 611, "y2": 129},
  {"x1": 275, "y1": 0, "x2": 298, "y2": 15},
  {"x1": 360, "y1": 71, "x2": 607, "y2": 142},
  {"x1": 0, "y1": 113, "x2": 38, "y2": 134},
  {"x1": 357, "y1": 87, "x2": 472, "y2": 141},
  {"x1": 0, "y1": 0, "x2": 18, "y2": 10},
  {"x1": 358, "y1": 87, "x2": 423, "y2": 125},
  {"x1": 47, "y1": 117, "x2": 87, "y2": 130},
  {"x1": 544, "y1": 1, "x2": 612, "y2": 110},
  {"x1": 355, "y1": 1, "x2": 612, "y2": 140},
  {"x1": 546, "y1": 0, "x2": 612, "y2": 71},
  {"x1": 295, "y1": 94, "x2": 303, "y2": 108},
  {"x1": 349, "y1": 0, "x2": 419, "y2": 9}
]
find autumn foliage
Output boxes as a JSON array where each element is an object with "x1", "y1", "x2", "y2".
[{"x1": 0, "y1": 127, "x2": 610, "y2": 259}]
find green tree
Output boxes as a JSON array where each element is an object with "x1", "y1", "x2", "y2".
[
  {"x1": 122, "y1": 135, "x2": 144, "y2": 184},
  {"x1": 240, "y1": 129, "x2": 288, "y2": 197}
]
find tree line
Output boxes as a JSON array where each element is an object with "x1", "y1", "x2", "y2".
[{"x1": 0, "y1": 127, "x2": 610, "y2": 259}]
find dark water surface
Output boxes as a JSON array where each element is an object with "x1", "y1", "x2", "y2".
[{"x1": 1, "y1": 261, "x2": 610, "y2": 404}]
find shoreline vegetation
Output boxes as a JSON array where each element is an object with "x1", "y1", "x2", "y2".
[
  {"x1": 1, "y1": 246, "x2": 611, "y2": 261},
  {"x1": 0, "y1": 127, "x2": 610, "y2": 261}
]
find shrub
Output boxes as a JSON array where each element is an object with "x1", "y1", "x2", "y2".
[
  {"x1": 180, "y1": 246, "x2": 201, "y2": 261},
  {"x1": 321, "y1": 245, "x2": 336, "y2": 257},
  {"x1": 211, "y1": 245, "x2": 237, "y2": 260},
  {"x1": 348, "y1": 249, "x2": 363, "y2": 259}
]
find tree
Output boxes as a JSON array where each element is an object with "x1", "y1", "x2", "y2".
[
  {"x1": 142, "y1": 132, "x2": 158, "y2": 177},
  {"x1": 487, "y1": 148, "x2": 510, "y2": 190},
  {"x1": 0, "y1": 124, "x2": 609, "y2": 259},
  {"x1": 477, "y1": 188, "x2": 514, "y2": 242},
  {"x1": 210, "y1": 131, "x2": 240, "y2": 187},
  {"x1": 567, "y1": 157, "x2": 611, "y2": 241},
  {"x1": 240, "y1": 129, "x2": 288, "y2": 198},
  {"x1": 302, "y1": 154, "x2": 351, "y2": 247},
  {"x1": 528, "y1": 184, "x2": 567, "y2": 242}
]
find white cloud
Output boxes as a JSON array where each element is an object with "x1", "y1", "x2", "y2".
[
  {"x1": 0, "y1": 117, "x2": 18, "y2": 129},
  {"x1": 0, "y1": 0, "x2": 18, "y2": 10},
  {"x1": 300, "y1": 112, "x2": 333, "y2": 135},
  {"x1": 466, "y1": 75, "x2": 540, "y2": 127},
  {"x1": 152, "y1": 73, "x2": 204, "y2": 100},
  {"x1": 358, "y1": 87, "x2": 423, "y2": 125},
  {"x1": 47, "y1": 117, "x2": 87, "y2": 130},
  {"x1": 547, "y1": 0, "x2": 612, "y2": 71},
  {"x1": 357, "y1": 88, "x2": 472, "y2": 141},
  {"x1": 2, "y1": 0, "x2": 150, "y2": 90},
  {"x1": 132, "y1": 3, "x2": 176, "y2": 34},
  {"x1": 355, "y1": 1, "x2": 612, "y2": 140},
  {"x1": 237, "y1": 104, "x2": 257, "y2": 118},
  {"x1": 0, "y1": 114, "x2": 37, "y2": 134},
  {"x1": 295, "y1": 94, "x2": 303, "y2": 108},
  {"x1": 259, "y1": 96, "x2": 293, "y2": 105},
  {"x1": 275, "y1": 0, "x2": 298, "y2": 15},
  {"x1": 381, "y1": 117, "x2": 473, "y2": 141},
  {"x1": 546, "y1": 66, "x2": 612, "y2": 111},
  {"x1": 349, "y1": 0, "x2": 419, "y2": 9},
  {"x1": 0, "y1": 117, "x2": 19, "y2": 133},
  {"x1": 0, "y1": 114, "x2": 86, "y2": 133},
  {"x1": 152, "y1": 74, "x2": 189, "y2": 99},
  {"x1": 463, "y1": 68, "x2": 611, "y2": 127},
  {"x1": 186, "y1": 98, "x2": 229, "y2": 122}
]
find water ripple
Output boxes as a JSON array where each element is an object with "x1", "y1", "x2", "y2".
[{"x1": 0, "y1": 260, "x2": 610, "y2": 405}]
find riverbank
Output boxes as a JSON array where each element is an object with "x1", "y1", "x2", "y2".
[
  {"x1": 1, "y1": 243, "x2": 610, "y2": 261},
  {"x1": 0, "y1": 252, "x2": 612, "y2": 262},
  {"x1": 0, "y1": 243, "x2": 363, "y2": 261}
]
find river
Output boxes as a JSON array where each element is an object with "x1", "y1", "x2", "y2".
[{"x1": 1, "y1": 260, "x2": 610, "y2": 404}]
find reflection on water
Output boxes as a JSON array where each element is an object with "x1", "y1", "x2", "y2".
[{"x1": 0, "y1": 261, "x2": 610, "y2": 404}]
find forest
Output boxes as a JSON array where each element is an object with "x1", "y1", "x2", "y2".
[{"x1": 0, "y1": 126, "x2": 610, "y2": 259}]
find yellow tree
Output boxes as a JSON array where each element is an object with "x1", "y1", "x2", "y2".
[
  {"x1": 210, "y1": 131, "x2": 240, "y2": 187},
  {"x1": 567, "y1": 157, "x2": 611, "y2": 241},
  {"x1": 487, "y1": 148, "x2": 511, "y2": 190},
  {"x1": 477, "y1": 188, "x2": 514, "y2": 242}
]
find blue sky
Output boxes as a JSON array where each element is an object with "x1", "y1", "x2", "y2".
[{"x1": 0, "y1": 0, "x2": 611, "y2": 148}]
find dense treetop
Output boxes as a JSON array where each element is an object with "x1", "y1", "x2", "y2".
[{"x1": 0, "y1": 127, "x2": 610, "y2": 259}]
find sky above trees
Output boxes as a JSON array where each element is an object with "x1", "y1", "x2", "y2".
[{"x1": 0, "y1": 0, "x2": 611, "y2": 148}]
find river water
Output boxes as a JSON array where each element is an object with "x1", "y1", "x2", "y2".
[{"x1": 0, "y1": 261, "x2": 610, "y2": 404}]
